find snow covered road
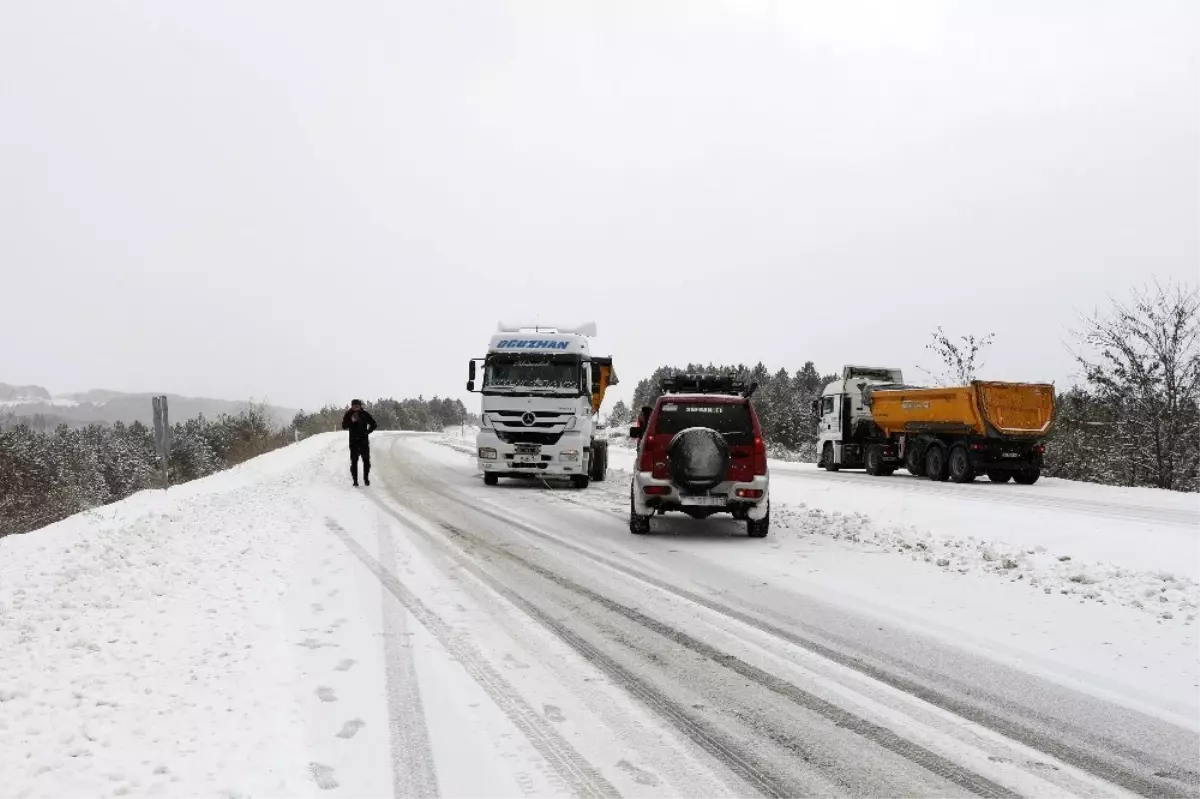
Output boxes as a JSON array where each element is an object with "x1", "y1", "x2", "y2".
[{"x1": 2, "y1": 432, "x2": 1197, "y2": 797}]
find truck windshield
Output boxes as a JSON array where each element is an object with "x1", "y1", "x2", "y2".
[{"x1": 484, "y1": 354, "x2": 582, "y2": 393}]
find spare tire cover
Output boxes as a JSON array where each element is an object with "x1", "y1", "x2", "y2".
[{"x1": 667, "y1": 427, "x2": 730, "y2": 492}]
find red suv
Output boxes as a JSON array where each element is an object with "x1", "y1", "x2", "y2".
[{"x1": 629, "y1": 374, "x2": 770, "y2": 537}]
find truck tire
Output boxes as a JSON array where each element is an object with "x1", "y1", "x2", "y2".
[
  {"x1": 821, "y1": 443, "x2": 840, "y2": 472},
  {"x1": 1013, "y1": 469, "x2": 1041, "y2": 485},
  {"x1": 905, "y1": 444, "x2": 925, "y2": 477},
  {"x1": 948, "y1": 446, "x2": 976, "y2": 483},
  {"x1": 590, "y1": 441, "x2": 608, "y2": 482},
  {"x1": 571, "y1": 474, "x2": 590, "y2": 489},
  {"x1": 987, "y1": 471, "x2": 1012, "y2": 483},
  {"x1": 925, "y1": 445, "x2": 949, "y2": 482},
  {"x1": 865, "y1": 445, "x2": 885, "y2": 476},
  {"x1": 747, "y1": 503, "x2": 770, "y2": 538},
  {"x1": 630, "y1": 486, "x2": 651, "y2": 535},
  {"x1": 483, "y1": 473, "x2": 499, "y2": 486}
]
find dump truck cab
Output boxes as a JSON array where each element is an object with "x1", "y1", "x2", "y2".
[{"x1": 816, "y1": 366, "x2": 906, "y2": 473}]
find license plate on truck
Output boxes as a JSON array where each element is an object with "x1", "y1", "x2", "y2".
[
  {"x1": 1002, "y1": 452, "x2": 1020, "y2": 458},
  {"x1": 681, "y1": 495, "x2": 725, "y2": 506},
  {"x1": 513, "y1": 454, "x2": 538, "y2": 464}
]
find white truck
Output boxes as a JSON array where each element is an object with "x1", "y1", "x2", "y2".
[{"x1": 467, "y1": 323, "x2": 618, "y2": 488}]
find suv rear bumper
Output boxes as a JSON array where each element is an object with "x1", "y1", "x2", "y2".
[{"x1": 631, "y1": 471, "x2": 769, "y2": 520}]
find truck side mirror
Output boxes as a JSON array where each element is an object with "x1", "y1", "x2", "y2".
[
  {"x1": 468, "y1": 361, "x2": 477, "y2": 380},
  {"x1": 467, "y1": 380, "x2": 475, "y2": 392},
  {"x1": 811, "y1": 399, "x2": 820, "y2": 415},
  {"x1": 629, "y1": 425, "x2": 644, "y2": 439}
]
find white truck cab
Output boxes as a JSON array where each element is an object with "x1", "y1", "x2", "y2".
[
  {"x1": 816, "y1": 365, "x2": 904, "y2": 470},
  {"x1": 467, "y1": 323, "x2": 617, "y2": 488}
]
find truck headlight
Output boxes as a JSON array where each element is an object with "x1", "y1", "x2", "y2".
[
  {"x1": 565, "y1": 416, "x2": 577, "y2": 431},
  {"x1": 560, "y1": 450, "x2": 580, "y2": 461},
  {"x1": 478, "y1": 447, "x2": 498, "y2": 460},
  {"x1": 480, "y1": 414, "x2": 492, "y2": 428}
]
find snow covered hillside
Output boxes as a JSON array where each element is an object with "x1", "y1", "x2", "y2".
[{"x1": 2, "y1": 432, "x2": 1197, "y2": 797}]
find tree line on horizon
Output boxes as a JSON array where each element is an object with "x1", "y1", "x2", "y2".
[{"x1": 0, "y1": 396, "x2": 470, "y2": 538}]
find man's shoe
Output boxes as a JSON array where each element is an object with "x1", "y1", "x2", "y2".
[
  {"x1": 352, "y1": 480, "x2": 359, "y2": 487},
  {"x1": 364, "y1": 477, "x2": 370, "y2": 486}
]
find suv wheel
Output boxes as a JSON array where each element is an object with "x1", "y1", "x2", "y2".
[
  {"x1": 747, "y1": 503, "x2": 769, "y2": 538},
  {"x1": 629, "y1": 486, "x2": 651, "y2": 535},
  {"x1": 987, "y1": 470, "x2": 1013, "y2": 483}
]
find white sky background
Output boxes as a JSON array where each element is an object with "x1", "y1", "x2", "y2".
[{"x1": 1, "y1": 1, "x2": 1196, "y2": 411}]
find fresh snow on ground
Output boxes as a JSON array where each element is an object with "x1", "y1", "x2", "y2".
[{"x1": 2, "y1": 429, "x2": 1197, "y2": 797}]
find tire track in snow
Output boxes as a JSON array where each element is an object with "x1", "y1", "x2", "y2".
[
  {"x1": 374, "y1": 514, "x2": 440, "y2": 799},
  {"x1": 322, "y1": 518, "x2": 621, "y2": 799}
]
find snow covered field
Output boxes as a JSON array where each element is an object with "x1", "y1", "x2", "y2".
[{"x1": 1, "y1": 431, "x2": 1197, "y2": 797}]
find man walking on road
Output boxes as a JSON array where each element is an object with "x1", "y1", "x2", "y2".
[{"x1": 341, "y1": 399, "x2": 377, "y2": 486}]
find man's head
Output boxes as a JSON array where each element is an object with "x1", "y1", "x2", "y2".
[{"x1": 350, "y1": 399, "x2": 363, "y2": 411}]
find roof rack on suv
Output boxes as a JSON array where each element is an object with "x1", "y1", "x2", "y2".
[{"x1": 660, "y1": 373, "x2": 758, "y2": 398}]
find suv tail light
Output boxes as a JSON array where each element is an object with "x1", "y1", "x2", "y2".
[{"x1": 753, "y1": 436, "x2": 767, "y2": 476}]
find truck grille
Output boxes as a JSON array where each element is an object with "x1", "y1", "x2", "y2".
[{"x1": 496, "y1": 430, "x2": 564, "y2": 445}]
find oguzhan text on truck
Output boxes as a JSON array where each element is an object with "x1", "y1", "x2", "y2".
[{"x1": 467, "y1": 323, "x2": 617, "y2": 488}]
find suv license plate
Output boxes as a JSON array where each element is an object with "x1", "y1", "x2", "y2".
[
  {"x1": 681, "y1": 496, "x2": 726, "y2": 507},
  {"x1": 1002, "y1": 452, "x2": 1020, "y2": 458}
]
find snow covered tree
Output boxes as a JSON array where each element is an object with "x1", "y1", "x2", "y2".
[
  {"x1": 608, "y1": 400, "x2": 631, "y2": 426},
  {"x1": 1071, "y1": 281, "x2": 1199, "y2": 491},
  {"x1": 919, "y1": 327, "x2": 995, "y2": 386}
]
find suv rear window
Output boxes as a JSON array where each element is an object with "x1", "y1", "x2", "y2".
[{"x1": 654, "y1": 401, "x2": 753, "y2": 442}]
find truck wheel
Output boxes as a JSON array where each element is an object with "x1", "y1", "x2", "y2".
[
  {"x1": 987, "y1": 471, "x2": 1012, "y2": 483},
  {"x1": 746, "y1": 503, "x2": 769, "y2": 538},
  {"x1": 905, "y1": 445, "x2": 926, "y2": 477},
  {"x1": 591, "y1": 442, "x2": 608, "y2": 482},
  {"x1": 865, "y1": 445, "x2": 885, "y2": 476},
  {"x1": 925, "y1": 445, "x2": 949, "y2": 482},
  {"x1": 1013, "y1": 469, "x2": 1041, "y2": 485},
  {"x1": 571, "y1": 474, "x2": 590, "y2": 489},
  {"x1": 948, "y1": 446, "x2": 976, "y2": 483},
  {"x1": 821, "y1": 443, "x2": 840, "y2": 472},
  {"x1": 483, "y1": 473, "x2": 499, "y2": 486},
  {"x1": 630, "y1": 486, "x2": 651, "y2": 535}
]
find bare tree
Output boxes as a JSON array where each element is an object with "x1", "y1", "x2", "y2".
[
  {"x1": 1071, "y1": 281, "x2": 1200, "y2": 491},
  {"x1": 919, "y1": 327, "x2": 995, "y2": 386}
]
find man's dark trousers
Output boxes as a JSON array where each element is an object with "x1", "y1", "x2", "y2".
[{"x1": 350, "y1": 440, "x2": 370, "y2": 484}]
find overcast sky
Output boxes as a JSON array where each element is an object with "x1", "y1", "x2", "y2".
[{"x1": 1, "y1": 1, "x2": 1196, "y2": 411}]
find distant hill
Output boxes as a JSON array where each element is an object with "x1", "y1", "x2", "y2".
[{"x1": 0, "y1": 383, "x2": 298, "y2": 430}]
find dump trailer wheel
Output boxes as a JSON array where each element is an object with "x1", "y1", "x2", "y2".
[
  {"x1": 905, "y1": 444, "x2": 926, "y2": 477},
  {"x1": 925, "y1": 445, "x2": 949, "y2": 482},
  {"x1": 483, "y1": 473, "x2": 499, "y2": 486},
  {"x1": 865, "y1": 445, "x2": 885, "y2": 476},
  {"x1": 948, "y1": 446, "x2": 976, "y2": 483},
  {"x1": 821, "y1": 443, "x2": 840, "y2": 472},
  {"x1": 1013, "y1": 469, "x2": 1041, "y2": 485},
  {"x1": 987, "y1": 471, "x2": 1012, "y2": 483}
]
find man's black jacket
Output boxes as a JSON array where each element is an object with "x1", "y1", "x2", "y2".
[{"x1": 341, "y1": 410, "x2": 378, "y2": 444}]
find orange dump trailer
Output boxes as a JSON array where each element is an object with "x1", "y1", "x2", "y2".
[{"x1": 867, "y1": 382, "x2": 1056, "y2": 438}]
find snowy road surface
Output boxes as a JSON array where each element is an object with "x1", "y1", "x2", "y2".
[{"x1": 1, "y1": 432, "x2": 1197, "y2": 798}]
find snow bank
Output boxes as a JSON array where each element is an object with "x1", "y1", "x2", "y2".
[{"x1": 0, "y1": 434, "x2": 343, "y2": 798}]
